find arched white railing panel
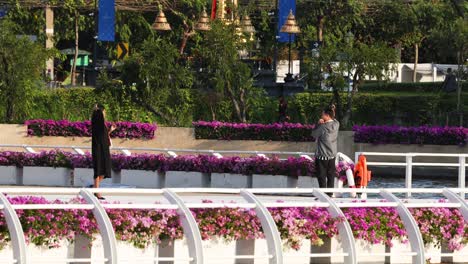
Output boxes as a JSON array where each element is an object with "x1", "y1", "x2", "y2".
[
  {"x1": 313, "y1": 189, "x2": 357, "y2": 264},
  {"x1": 0, "y1": 187, "x2": 465, "y2": 264},
  {"x1": 380, "y1": 190, "x2": 425, "y2": 264},
  {"x1": 163, "y1": 189, "x2": 204, "y2": 264},
  {"x1": 443, "y1": 188, "x2": 468, "y2": 222},
  {"x1": 0, "y1": 193, "x2": 27, "y2": 264},
  {"x1": 240, "y1": 189, "x2": 283, "y2": 264},
  {"x1": 80, "y1": 189, "x2": 118, "y2": 264}
]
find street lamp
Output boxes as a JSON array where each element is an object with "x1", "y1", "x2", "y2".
[
  {"x1": 195, "y1": 8, "x2": 211, "y2": 31},
  {"x1": 280, "y1": 10, "x2": 301, "y2": 83},
  {"x1": 152, "y1": 9, "x2": 172, "y2": 31}
]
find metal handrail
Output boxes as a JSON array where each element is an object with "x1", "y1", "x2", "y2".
[
  {"x1": 0, "y1": 187, "x2": 466, "y2": 264},
  {"x1": 355, "y1": 152, "x2": 467, "y2": 198},
  {"x1": 0, "y1": 144, "x2": 315, "y2": 158}
]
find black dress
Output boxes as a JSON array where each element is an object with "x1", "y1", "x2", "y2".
[{"x1": 91, "y1": 113, "x2": 112, "y2": 179}]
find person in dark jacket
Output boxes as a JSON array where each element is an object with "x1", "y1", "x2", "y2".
[
  {"x1": 91, "y1": 104, "x2": 115, "y2": 199},
  {"x1": 311, "y1": 105, "x2": 340, "y2": 188},
  {"x1": 442, "y1": 68, "x2": 457, "y2": 93}
]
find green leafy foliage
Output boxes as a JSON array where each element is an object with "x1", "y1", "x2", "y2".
[{"x1": 0, "y1": 20, "x2": 54, "y2": 123}]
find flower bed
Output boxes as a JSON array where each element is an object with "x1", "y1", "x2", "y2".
[
  {"x1": 0, "y1": 151, "x2": 318, "y2": 177},
  {"x1": 193, "y1": 121, "x2": 316, "y2": 142},
  {"x1": 353, "y1": 125, "x2": 468, "y2": 146},
  {"x1": 0, "y1": 197, "x2": 466, "y2": 252},
  {"x1": 25, "y1": 119, "x2": 157, "y2": 139}
]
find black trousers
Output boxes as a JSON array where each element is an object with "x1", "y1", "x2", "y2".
[{"x1": 316, "y1": 158, "x2": 337, "y2": 188}]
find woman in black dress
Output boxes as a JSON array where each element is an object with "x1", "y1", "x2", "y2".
[{"x1": 91, "y1": 104, "x2": 115, "y2": 199}]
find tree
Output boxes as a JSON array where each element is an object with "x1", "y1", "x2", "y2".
[
  {"x1": 53, "y1": 0, "x2": 94, "y2": 86},
  {"x1": 119, "y1": 37, "x2": 194, "y2": 126},
  {"x1": 398, "y1": 0, "x2": 446, "y2": 82},
  {"x1": 195, "y1": 21, "x2": 256, "y2": 123},
  {"x1": 0, "y1": 20, "x2": 52, "y2": 122}
]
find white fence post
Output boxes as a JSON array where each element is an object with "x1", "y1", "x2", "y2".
[
  {"x1": 405, "y1": 155, "x2": 413, "y2": 198},
  {"x1": 458, "y1": 156, "x2": 466, "y2": 198},
  {"x1": 380, "y1": 190, "x2": 425, "y2": 264},
  {"x1": 0, "y1": 193, "x2": 28, "y2": 264},
  {"x1": 80, "y1": 189, "x2": 118, "y2": 264},
  {"x1": 313, "y1": 189, "x2": 357, "y2": 264},
  {"x1": 240, "y1": 190, "x2": 283, "y2": 264},
  {"x1": 163, "y1": 189, "x2": 204, "y2": 264}
]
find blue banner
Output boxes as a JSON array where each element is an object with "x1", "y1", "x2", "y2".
[
  {"x1": 98, "y1": 0, "x2": 115, "y2": 42},
  {"x1": 278, "y1": 0, "x2": 296, "y2": 43}
]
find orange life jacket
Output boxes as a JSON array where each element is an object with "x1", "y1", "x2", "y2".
[{"x1": 354, "y1": 154, "x2": 372, "y2": 188}]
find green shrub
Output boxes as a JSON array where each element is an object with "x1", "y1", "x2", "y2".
[
  {"x1": 9, "y1": 86, "x2": 468, "y2": 128},
  {"x1": 360, "y1": 81, "x2": 467, "y2": 92}
]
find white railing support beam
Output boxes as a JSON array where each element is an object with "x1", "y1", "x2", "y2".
[
  {"x1": 313, "y1": 189, "x2": 357, "y2": 264},
  {"x1": 405, "y1": 155, "x2": 413, "y2": 198},
  {"x1": 163, "y1": 189, "x2": 204, "y2": 264},
  {"x1": 80, "y1": 189, "x2": 118, "y2": 264},
  {"x1": 458, "y1": 156, "x2": 466, "y2": 198},
  {"x1": 380, "y1": 190, "x2": 425, "y2": 264},
  {"x1": 0, "y1": 193, "x2": 28, "y2": 264},
  {"x1": 443, "y1": 189, "x2": 468, "y2": 222},
  {"x1": 240, "y1": 189, "x2": 283, "y2": 264}
]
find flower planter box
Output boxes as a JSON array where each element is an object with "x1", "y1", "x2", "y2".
[
  {"x1": 297, "y1": 175, "x2": 320, "y2": 188},
  {"x1": 252, "y1": 174, "x2": 297, "y2": 188},
  {"x1": 389, "y1": 239, "x2": 412, "y2": 264},
  {"x1": 453, "y1": 243, "x2": 468, "y2": 263},
  {"x1": 155, "y1": 238, "x2": 238, "y2": 264},
  {"x1": 253, "y1": 238, "x2": 312, "y2": 264},
  {"x1": 120, "y1": 170, "x2": 165, "y2": 188},
  {"x1": 311, "y1": 237, "x2": 387, "y2": 264},
  {"x1": 0, "y1": 166, "x2": 20, "y2": 185},
  {"x1": 165, "y1": 171, "x2": 210, "y2": 188},
  {"x1": 211, "y1": 173, "x2": 252, "y2": 188},
  {"x1": 73, "y1": 168, "x2": 113, "y2": 187},
  {"x1": 23, "y1": 167, "x2": 72, "y2": 186},
  {"x1": 0, "y1": 242, "x2": 71, "y2": 262},
  {"x1": 425, "y1": 243, "x2": 441, "y2": 264}
]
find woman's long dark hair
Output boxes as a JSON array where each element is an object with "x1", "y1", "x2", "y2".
[{"x1": 91, "y1": 104, "x2": 106, "y2": 139}]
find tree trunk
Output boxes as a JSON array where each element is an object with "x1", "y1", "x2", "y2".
[
  {"x1": 317, "y1": 15, "x2": 324, "y2": 42},
  {"x1": 71, "y1": 10, "x2": 79, "y2": 86},
  {"x1": 210, "y1": 105, "x2": 216, "y2": 121},
  {"x1": 226, "y1": 83, "x2": 246, "y2": 123},
  {"x1": 1, "y1": 55, "x2": 13, "y2": 122},
  {"x1": 342, "y1": 70, "x2": 361, "y2": 128},
  {"x1": 179, "y1": 21, "x2": 194, "y2": 56},
  {"x1": 412, "y1": 43, "x2": 418, "y2": 83}
]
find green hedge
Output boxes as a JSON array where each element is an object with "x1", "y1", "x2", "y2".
[
  {"x1": 12, "y1": 87, "x2": 468, "y2": 127},
  {"x1": 360, "y1": 81, "x2": 467, "y2": 92},
  {"x1": 29, "y1": 88, "x2": 152, "y2": 123},
  {"x1": 286, "y1": 92, "x2": 468, "y2": 127}
]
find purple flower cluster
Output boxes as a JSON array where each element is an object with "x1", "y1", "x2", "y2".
[
  {"x1": 76, "y1": 153, "x2": 317, "y2": 177},
  {"x1": 0, "y1": 151, "x2": 350, "y2": 177},
  {"x1": 353, "y1": 125, "x2": 468, "y2": 146},
  {"x1": 0, "y1": 197, "x2": 465, "y2": 251},
  {"x1": 0, "y1": 151, "x2": 74, "y2": 168},
  {"x1": 193, "y1": 121, "x2": 317, "y2": 142},
  {"x1": 344, "y1": 202, "x2": 468, "y2": 251},
  {"x1": 25, "y1": 119, "x2": 157, "y2": 139}
]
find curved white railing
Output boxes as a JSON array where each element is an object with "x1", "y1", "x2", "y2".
[{"x1": 0, "y1": 187, "x2": 466, "y2": 264}]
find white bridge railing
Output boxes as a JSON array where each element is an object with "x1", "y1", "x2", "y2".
[
  {"x1": 355, "y1": 152, "x2": 468, "y2": 198},
  {"x1": 0, "y1": 187, "x2": 466, "y2": 264},
  {"x1": 0, "y1": 144, "x2": 315, "y2": 159}
]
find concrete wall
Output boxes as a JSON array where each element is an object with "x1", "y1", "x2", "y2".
[{"x1": 0, "y1": 125, "x2": 465, "y2": 161}]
